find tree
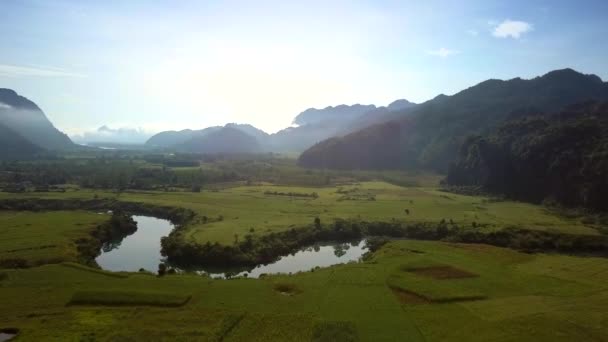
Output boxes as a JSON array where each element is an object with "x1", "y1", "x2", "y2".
[
  {"x1": 314, "y1": 217, "x2": 321, "y2": 229},
  {"x1": 158, "y1": 263, "x2": 167, "y2": 276}
]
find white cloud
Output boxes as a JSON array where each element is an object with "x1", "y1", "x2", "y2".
[
  {"x1": 492, "y1": 20, "x2": 533, "y2": 39},
  {"x1": 467, "y1": 29, "x2": 479, "y2": 36},
  {"x1": 71, "y1": 125, "x2": 152, "y2": 144},
  {"x1": 0, "y1": 103, "x2": 12, "y2": 109},
  {"x1": 0, "y1": 64, "x2": 86, "y2": 78},
  {"x1": 426, "y1": 48, "x2": 460, "y2": 58}
]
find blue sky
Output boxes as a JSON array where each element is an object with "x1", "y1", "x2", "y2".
[{"x1": 1, "y1": 0, "x2": 607, "y2": 135}]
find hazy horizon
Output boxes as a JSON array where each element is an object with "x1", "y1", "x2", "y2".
[{"x1": 2, "y1": 0, "x2": 608, "y2": 136}]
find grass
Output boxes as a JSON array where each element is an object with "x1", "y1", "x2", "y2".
[
  {"x1": 312, "y1": 321, "x2": 359, "y2": 342},
  {"x1": 1, "y1": 240, "x2": 607, "y2": 340},
  {"x1": 0, "y1": 169, "x2": 607, "y2": 340},
  {"x1": 60, "y1": 262, "x2": 129, "y2": 278},
  {"x1": 0, "y1": 180, "x2": 598, "y2": 247},
  {"x1": 0, "y1": 210, "x2": 109, "y2": 266},
  {"x1": 68, "y1": 290, "x2": 191, "y2": 307}
]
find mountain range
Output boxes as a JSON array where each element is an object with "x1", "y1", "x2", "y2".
[
  {"x1": 298, "y1": 69, "x2": 608, "y2": 171},
  {"x1": 446, "y1": 101, "x2": 608, "y2": 210},
  {"x1": 3, "y1": 68, "x2": 607, "y2": 168},
  {"x1": 144, "y1": 100, "x2": 415, "y2": 153}
]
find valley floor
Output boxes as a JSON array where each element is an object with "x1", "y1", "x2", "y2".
[
  {"x1": 1, "y1": 240, "x2": 607, "y2": 341},
  {"x1": 1, "y1": 180, "x2": 607, "y2": 341}
]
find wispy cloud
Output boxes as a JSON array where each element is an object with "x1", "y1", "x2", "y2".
[
  {"x1": 426, "y1": 48, "x2": 460, "y2": 58},
  {"x1": 467, "y1": 29, "x2": 479, "y2": 36},
  {"x1": 0, "y1": 103, "x2": 12, "y2": 109},
  {"x1": 0, "y1": 64, "x2": 86, "y2": 78},
  {"x1": 492, "y1": 20, "x2": 533, "y2": 39}
]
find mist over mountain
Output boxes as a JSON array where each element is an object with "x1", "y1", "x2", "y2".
[
  {"x1": 298, "y1": 69, "x2": 608, "y2": 171},
  {"x1": 0, "y1": 122, "x2": 42, "y2": 159},
  {"x1": 72, "y1": 125, "x2": 152, "y2": 145},
  {"x1": 0, "y1": 88, "x2": 74, "y2": 150}
]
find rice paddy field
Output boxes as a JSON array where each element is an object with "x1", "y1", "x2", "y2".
[{"x1": 1, "y1": 173, "x2": 607, "y2": 340}]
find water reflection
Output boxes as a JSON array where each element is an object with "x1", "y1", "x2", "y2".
[
  {"x1": 204, "y1": 239, "x2": 368, "y2": 279},
  {"x1": 96, "y1": 216, "x2": 174, "y2": 272}
]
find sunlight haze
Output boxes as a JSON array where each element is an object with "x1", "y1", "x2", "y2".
[{"x1": 1, "y1": 0, "x2": 607, "y2": 135}]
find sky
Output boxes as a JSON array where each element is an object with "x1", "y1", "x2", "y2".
[{"x1": 1, "y1": 0, "x2": 607, "y2": 137}]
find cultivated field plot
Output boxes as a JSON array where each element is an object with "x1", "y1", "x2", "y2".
[{"x1": 1, "y1": 240, "x2": 607, "y2": 341}]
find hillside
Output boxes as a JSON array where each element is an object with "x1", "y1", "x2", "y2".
[
  {"x1": 446, "y1": 101, "x2": 608, "y2": 210},
  {"x1": 292, "y1": 104, "x2": 377, "y2": 126},
  {"x1": 175, "y1": 126, "x2": 262, "y2": 154},
  {"x1": 145, "y1": 127, "x2": 221, "y2": 148},
  {"x1": 0, "y1": 88, "x2": 74, "y2": 150},
  {"x1": 146, "y1": 100, "x2": 414, "y2": 153},
  {"x1": 0, "y1": 123, "x2": 42, "y2": 159},
  {"x1": 298, "y1": 69, "x2": 608, "y2": 171}
]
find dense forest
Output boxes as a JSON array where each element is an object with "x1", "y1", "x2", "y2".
[
  {"x1": 446, "y1": 101, "x2": 608, "y2": 211},
  {"x1": 299, "y1": 69, "x2": 608, "y2": 171}
]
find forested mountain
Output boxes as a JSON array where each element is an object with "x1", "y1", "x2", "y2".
[
  {"x1": 0, "y1": 88, "x2": 74, "y2": 150},
  {"x1": 0, "y1": 123, "x2": 42, "y2": 159},
  {"x1": 273, "y1": 101, "x2": 415, "y2": 152},
  {"x1": 298, "y1": 69, "x2": 608, "y2": 171},
  {"x1": 446, "y1": 101, "x2": 608, "y2": 210},
  {"x1": 225, "y1": 123, "x2": 269, "y2": 145},
  {"x1": 145, "y1": 127, "x2": 222, "y2": 147},
  {"x1": 175, "y1": 126, "x2": 262, "y2": 154}
]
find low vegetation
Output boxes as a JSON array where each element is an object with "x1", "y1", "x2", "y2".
[
  {"x1": 0, "y1": 157, "x2": 607, "y2": 340},
  {"x1": 2, "y1": 240, "x2": 608, "y2": 340},
  {"x1": 68, "y1": 290, "x2": 191, "y2": 307}
]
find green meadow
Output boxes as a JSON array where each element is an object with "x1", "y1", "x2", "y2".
[
  {"x1": 1, "y1": 240, "x2": 607, "y2": 341},
  {"x1": 0, "y1": 210, "x2": 109, "y2": 266},
  {"x1": 1, "y1": 171, "x2": 607, "y2": 340},
  {"x1": 0, "y1": 180, "x2": 598, "y2": 246}
]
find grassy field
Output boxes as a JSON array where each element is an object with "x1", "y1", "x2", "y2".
[
  {"x1": 1, "y1": 240, "x2": 607, "y2": 341},
  {"x1": 0, "y1": 210, "x2": 109, "y2": 266},
  {"x1": 0, "y1": 181, "x2": 598, "y2": 246},
  {"x1": 1, "y1": 170, "x2": 606, "y2": 340}
]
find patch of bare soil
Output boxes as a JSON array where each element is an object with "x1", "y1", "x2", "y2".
[
  {"x1": 389, "y1": 286, "x2": 430, "y2": 304},
  {"x1": 273, "y1": 283, "x2": 301, "y2": 296}
]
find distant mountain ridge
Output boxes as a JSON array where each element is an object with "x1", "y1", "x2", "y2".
[
  {"x1": 292, "y1": 104, "x2": 377, "y2": 126},
  {"x1": 298, "y1": 68, "x2": 608, "y2": 171},
  {"x1": 145, "y1": 99, "x2": 415, "y2": 154},
  {"x1": 176, "y1": 126, "x2": 262, "y2": 154},
  {"x1": 0, "y1": 88, "x2": 74, "y2": 151}
]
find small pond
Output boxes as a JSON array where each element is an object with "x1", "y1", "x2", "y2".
[
  {"x1": 204, "y1": 239, "x2": 369, "y2": 279},
  {"x1": 96, "y1": 215, "x2": 369, "y2": 277},
  {"x1": 96, "y1": 216, "x2": 173, "y2": 272}
]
